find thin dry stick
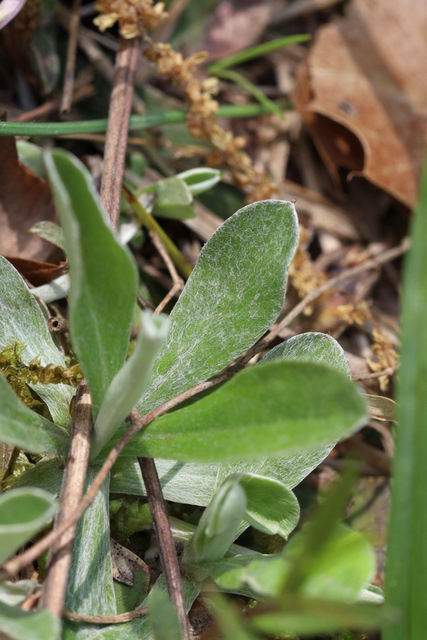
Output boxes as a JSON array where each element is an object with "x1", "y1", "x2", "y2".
[
  {"x1": 354, "y1": 366, "x2": 397, "y2": 382},
  {"x1": 64, "y1": 607, "x2": 148, "y2": 624},
  {"x1": 100, "y1": 36, "x2": 140, "y2": 227},
  {"x1": 138, "y1": 455, "x2": 191, "y2": 639},
  {"x1": 0, "y1": 372, "x2": 232, "y2": 581},
  {"x1": 40, "y1": 381, "x2": 93, "y2": 618},
  {"x1": 60, "y1": 0, "x2": 82, "y2": 113},
  {"x1": 150, "y1": 229, "x2": 184, "y2": 314}
]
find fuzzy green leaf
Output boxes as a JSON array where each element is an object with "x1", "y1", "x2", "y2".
[
  {"x1": 44, "y1": 150, "x2": 138, "y2": 416},
  {"x1": 138, "y1": 200, "x2": 299, "y2": 416},
  {"x1": 91, "y1": 312, "x2": 169, "y2": 460},
  {"x1": 151, "y1": 177, "x2": 195, "y2": 220},
  {"x1": 0, "y1": 374, "x2": 69, "y2": 455},
  {"x1": 63, "y1": 469, "x2": 116, "y2": 640},
  {"x1": 0, "y1": 256, "x2": 74, "y2": 426},
  {"x1": 0, "y1": 602, "x2": 60, "y2": 640},
  {"x1": 240, "y1": 474, "x2": 300, "y2": 538},
  {"x1": 176, "y1": 167, "x2": 221, "y2": 196},
  {"x1": 148, "y1": 588, "x2": 182, "y2": 640},
  {"x1": 184, "y1": 476, "x2": 247, "y2": 563},
  {"x1": 0, "y1": 488, "x2": 57, "y2": 564},
  {"x1": 124, "y1": 361, "x2": 367, "y2": 462}
]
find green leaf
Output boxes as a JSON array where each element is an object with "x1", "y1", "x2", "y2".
[
  {"x1": 91, "y1": 312, "x2": 169, "y2": 460},
  {"x1": 14, "y1": 457, "x2": 64, "y2": 494},
  {"x1": 44, "y1": 150, "x2": 138, "y2": 416},
  {"x1": 0, "y1": 601, "x2": 60, "y2": 640},
  {"x1": 151, "y1": 177, "x2": 195, "y2": 220},
  {"x1": 249, "y1": 596, "x2": 384, "y2": 637},
  {"x1": 0, "y1": 374, "x2": 69, "y2": 455},
  {"x1": 148, "y1": 588, "x2": 182, "y2": 640},
  {"x1": 210, "y1": 593, "x2": 258, "y2": 640},
  {"x1": 262, "y1": 331, "x2": 351, "y2": 376},
  {"x1": 64, "y1": 468, "x2": 116, "y2": 640},
  {"x1": 383, "y1": 153, "x2": 427, "y2": 640},
  {"x1": 184, "y1": 475, "x2": 247, "y2": 563},
  {"x1": 29, "y1": 221, "x2": 65, "y2": 252},
  {"x1": 138, "y1": 200, "x2": 299, "y2": 416},
  {"x1": 176, "y1": 167, "x2": 222, "y2": 196},
  {"x1": 0, "y1": 581, "x2": 40, "y2": 607},
  {"x1": 124, "y1": 361, "x2": 367, "y2": 462},
  {"x1": 0, "y1": 487, "x2": 57, "y2": 564},
  {"x1": 0, "y1": 255, "x2": 74, "y2": 426},
  {"x1": 240, "y1": 474, "x2": 300, "y2": 538},
  {"x1": 16, "y1": 141, "x2": 46, "y2": 179},
  {"x1": 112, "y1": 333, "x2": 353, "y2": 507},
  {"x1": 283, "y1": 523, "x2": 376, "y2": 602}
]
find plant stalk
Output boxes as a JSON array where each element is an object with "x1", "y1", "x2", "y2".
[{"x1": 40, "y1": 381, "x2": 93, "y2": 618}]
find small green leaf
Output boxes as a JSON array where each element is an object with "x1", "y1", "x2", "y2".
[
  {"x1": 148, "y1": 588, "x2": 181, "y2": 640},
  {"x1": 176, "y1": 167, "x2": 222, "y2": 196},
  {"x1": 124, "y1": 361, "x2": 367, "y2": 463},
  {"x1": 91, "y1": 312, "x2": 169, "y2": 460},
  {"x1": 151, "y1": 177, "x2": 195, "y2": 220},
  {"x1": 44, "y1": 150, "x2": 138, "y2": 416},
  {"x1": 0, "y1": 373, "x2": 69, "y2": 455},
  {"x1": 184, "y1": 475, "x2": 247, "y2": 564},
  {"x1": 0, "y1": 487, "x2": 58, "y2": 564},
  {"x1": 240, "y1": 474, "x2": 300, "y2": 538},
  {"x1": 16, "y1": 141, "x2": 46, "y2": 179},
  {"x1": 138, "y1": 200, "x2": 299, "y2": 416},
  {"x1": 0, "y1": 256, "x2": 74, "y2": 426},
  {"x1": 262, "y1": 331, "x2": 351, "y2": 376},
  {"x1": 29, "y1": 221, "x2": 65, "y2": 252},
  {"x1": 0, "y1": 601, "x2": 60, "y2": 640}
]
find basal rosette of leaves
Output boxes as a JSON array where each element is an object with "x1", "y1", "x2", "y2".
[{"x1": 0, "y1": 149, "x2": 371, "y2": 640}]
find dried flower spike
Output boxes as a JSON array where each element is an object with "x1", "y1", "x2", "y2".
[{"x1": 94, "y1": 0, "x2": 167, "y2": 39}]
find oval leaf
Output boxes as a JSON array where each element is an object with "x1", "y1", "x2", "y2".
[
  {"x1": 0, "y1": 488, "x2": 58, "y2": 565},
  {"x1": 44, "y1": 150, "x2": 138, "y2": 416},
  {"x1": 125, "y1": 360, "x2": 367, "y2": 462},
  {"x1": 138, "y1": 200, "x2": 299, "y2": 416}
]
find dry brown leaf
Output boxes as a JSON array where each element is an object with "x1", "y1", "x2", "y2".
[
  {"x1": 293, "y1": 0, "x2": 427, "y2": 208},
  {"x1": 2, "y1": 257, "x2": 67, "y2": 286},
  {"x1": 110, "y1": 538, "x2": 150, "y2": 586},
  {"x1": 0, "y1": 136, "x2": 63, "y2": 264}
]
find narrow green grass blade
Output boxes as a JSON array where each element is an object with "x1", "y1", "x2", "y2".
[
  {"x1": 383, "y1": 155, "x2": 427, "y2": 639},
  {"x1": 0, "y1": 103, "x2": 289, "y2": 137}
]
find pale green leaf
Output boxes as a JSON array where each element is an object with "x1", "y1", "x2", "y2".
[
  {"x1": 0, "y1": 581, "x2": 40, "y2": 607},
  {"x1": 176, "y1": 167, "x2": 222, "y2": 196},
  {"x1": 138, "y1": 200, "x2": 299, "y2": 416},
  {"x1": 30, "y1": 221, "x2": 65, "y2": 252},
  {"x1": 0, "y1": 602, "x2": 60, "y2": 640},
  {"x1": 184, "y1": 476, "x2": 247, "y2": 563},
  {"x1": 44, "y1": 150, "x2": 138, "y2": 416},
  {"x1": 151, "y1": 177, "x2": 195, "y2": 220},
  {"x1": 91, "y1": 312, "x2": 169, "y2": 460},
  {"x1": 0, "y1": 255, "x2": 74, "y2": 426},
  {"x1": 64, "y1": 468, "x2": 116, "y2": 640},
  {"x1": 124, "y1": 361, "x2": 367, "y2": 462},
  {"x1": 240, "y1": 474, "x2": 300, "y2": 538},
  {"x1": 148, "y1": 588, "x2": 181, "y2": 640},
  {"x1": 16, "y1": 141, "x2": 46, "y2": 179},
  {"x1": 0, "y1": 374, "x2": 69, "y2": 455},
  {"x1": 0, "y1": 487, "x2": 57, "y2": 564}
]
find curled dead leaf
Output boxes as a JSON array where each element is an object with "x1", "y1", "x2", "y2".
[{"x1": 293, "y1": 0, "x2": 427, "y2": 208}]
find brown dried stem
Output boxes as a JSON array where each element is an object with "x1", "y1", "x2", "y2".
[
  {"x1": 100, "y1": 36, "x2": 140, "y2": 228},
  {"x1": 40, "y1": 381, "x2": 93, "y2": 618},
  {"x1": 64, "y1": 608, "x2": 148, "y2": 624},
  {"x1": 150, "y1": 229, "x2": 184, "y2": 314},
  {"x1": 138, "y1": 454, "x2": 191, "y2": 639},
  {"x1": 60, "y1": 0, "x2": 82, "y2": 113}
]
